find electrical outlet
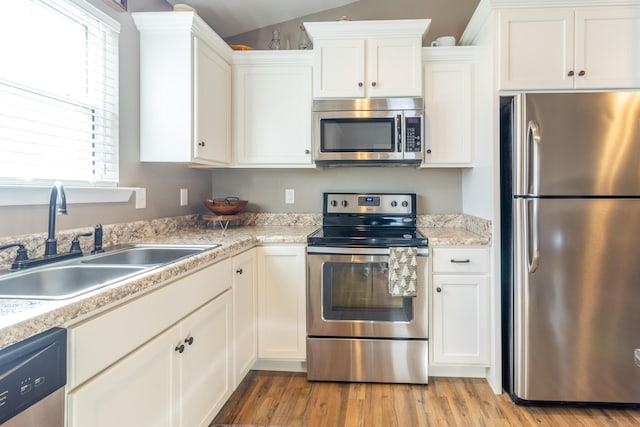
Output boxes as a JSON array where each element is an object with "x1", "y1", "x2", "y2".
[
  {"x1": 135, "y1": 188, "x2": 146, "y2": 209},
  {"x1": 285, "y1": 188, "x2": 295, "y2": 204},
  {"x1": 180, "y1": 188, "x2": 188, "y2": 206}
]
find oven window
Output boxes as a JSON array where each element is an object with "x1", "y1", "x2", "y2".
[
  {"x1": 322, "y1": 262, "x2": 413, "y2": 322},
  {"x1": 321, "y1": 118, "x2": 395, "y2": 152}
]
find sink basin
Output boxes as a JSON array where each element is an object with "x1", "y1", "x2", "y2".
[
  {"x1": 0, "y1": 265, "x2": 148, "y2": 300},
  {"x1": 80, "y1": 244, "x2": 220, "y2": 266},
  {"x1": 0, "y1": 243, "x2": 221, "y2": 300}
]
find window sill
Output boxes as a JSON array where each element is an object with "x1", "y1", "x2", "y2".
[{"x1": 0, "y1": 186, "x2": 142, "y2": 207}]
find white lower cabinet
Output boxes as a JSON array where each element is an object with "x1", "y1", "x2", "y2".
[
  {"x1": 232, "y1": 248, "x2": 257, "y2": 387},
  {"x1": 257, "y1": 245, "x2": 307, "y2": 360},
  {"x1": 68, "y1": 324, "x2": 179, "y2": 427},
  {"x1": 431, "y1": 247, "x2": 490, "y2": 367},
  {"x1": 68, "y1": 291, "x2": 232, "y2": 427},
  {"x1": 67, "y1": 259, "x2": 234, "y2": 427}
]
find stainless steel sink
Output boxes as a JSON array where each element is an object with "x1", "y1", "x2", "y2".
[
  {"x1": 81, "y1": 244, "x2": 220, "y2": 266},
  {"x1": 0, "y1": 265, "x2": 147, "y2": 300},
  {"x1": 0, "y1": 243, "x2": 221, "y2": 300}
]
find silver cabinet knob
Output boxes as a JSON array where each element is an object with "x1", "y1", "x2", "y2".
[
  {"x1": 436, "y1": 287, "x2": 442, "y2": 293},
  {"x1": 358, "y1": 82, "x2": 363, "y2": 87},
  {"x1": 426, "y1": 149, "x2": 432, "y2": 154},
  {"x1": 567, "y1": 70, "x2": 575, "y2": 77},
  {"x1": 305, "y1": 149, "x2": 310, "y2": 154},
  {"x1": 578, "y1": 70, "x2": 586, "y2": 77},
  {"x1": 371, "y1": 81, "x2": 377, "y2": 87}
]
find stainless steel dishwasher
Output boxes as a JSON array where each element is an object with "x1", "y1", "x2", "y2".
[{"x1": 0, "y1": 328, "x2": 66, "y2": 427}]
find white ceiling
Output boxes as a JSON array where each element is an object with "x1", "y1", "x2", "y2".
[{"x1": 167, "y1": 0, "x2": 359, "y2": 38}]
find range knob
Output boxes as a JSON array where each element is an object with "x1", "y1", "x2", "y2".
[
  {"x1": 391, "y1": 201, "x2": 398, "y2": 207},
  {"x1": 330, "y1": 200, "x2": 338, "y2": 207},
  {"x1": 341, "y1": 200, "x2": 348, "y2": 208},
  {"x1": 402, "y1": 201, "x2": 409, "y2": 207}
]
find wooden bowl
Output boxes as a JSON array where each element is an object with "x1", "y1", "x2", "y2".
[{"x1": 203, "y1": 198, "x2": 248, "y2": 215}]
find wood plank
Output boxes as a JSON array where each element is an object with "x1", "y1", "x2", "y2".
[{"x1": 212, "y1": 371, "x2": 640, "y2": 427}]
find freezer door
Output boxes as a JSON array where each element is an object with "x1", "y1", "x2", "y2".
[
  {"x1": 517, "y1": 92, "x2": 640, "y2": 196},
  {"x1": 514, "y1": 198, "x2": 640, "y2": 403}
]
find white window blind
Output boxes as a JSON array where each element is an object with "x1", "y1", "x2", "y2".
[{"x1": 0, "y1": 0, "x2": 120, "y2": 185}]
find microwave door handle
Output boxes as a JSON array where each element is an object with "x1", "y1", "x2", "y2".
[{"x1": 396, "y1": 114, "x2": 402, "y2": 152}]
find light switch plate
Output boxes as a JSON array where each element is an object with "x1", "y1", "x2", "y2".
[
  {"x1": 135, "y1": 188, "x2": 146, "y2": 209},
  {"x1": 180, "y1": 188, "x2": 188, "y2": 206},
  {"x1": 285, "y1": 188, "x2": 295, "y2": 204}
]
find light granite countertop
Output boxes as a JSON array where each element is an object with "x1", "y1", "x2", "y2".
[{"x1": 0, "y1": 223, "x2": 489, "y2": 351}]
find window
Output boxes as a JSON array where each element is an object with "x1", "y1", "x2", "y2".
[{"x1": 0, "y1": 0, "x2": 120, "y2": 185}]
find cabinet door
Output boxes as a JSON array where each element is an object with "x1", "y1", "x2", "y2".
[
  {"x1": 423, "y1": 62, "x2": 472, "y2": 167},
  {"x1": 313, "y1": 39, "x2": 365, "y2": 98},
  {"x1": 234, "y1": 64, "x2": 313, "y2": 166},
  {"x1": 499, "y1": 9, "x2": 575, "y2": 90},
  {"x1": 193, "y1": 37, "x2": 231, "y2": 165},
  {"x1": 432, "y1": 275, "x2": 489, "y2": 366},
  {"x1": 67, "y1": 326, "x2": 181, "y2": 427},
  {"x1": 367, "y1": 38, "x2": 422, "y2": 97},
  {"x1": 180, "y1": 290, "x2": 233, "y2": 427},
  {"x1": 257, "y1": 245, "x2": 306, "y2": 360},
  {"x1": 574, "y1": 7, "x2": 640, "y2": 89},
  {"x1": 232, "y1": 249, "x2": 257, "y2": 387}
]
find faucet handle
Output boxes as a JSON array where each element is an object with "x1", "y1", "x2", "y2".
[
  {"x1": 92, "y1": 224, "x2": 103, "y2": 254},
  {"x1": 70, "y1": 232, "x2": 92, "y2": 253},
  {"x1": 0, "y1": 243, "x2": 29, "y2": 266}
]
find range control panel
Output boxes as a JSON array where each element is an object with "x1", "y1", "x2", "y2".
[{"x1": 324, "y1": 193, "x2": 415, "y2": 215}]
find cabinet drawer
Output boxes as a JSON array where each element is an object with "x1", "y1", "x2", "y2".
[{"x1": 432, "y1": 247, "x2": 489, "y2": 274}]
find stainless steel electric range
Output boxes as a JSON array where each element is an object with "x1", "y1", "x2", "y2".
[{"x1": 306, "y1": 192, "x2": 429, "y2": 384}]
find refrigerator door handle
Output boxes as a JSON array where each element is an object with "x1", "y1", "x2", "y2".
[
  {"x1": 525, "y1": 198, "x2": 541, "y2": 273},
  {"x1": 526, "y1": 121, "x2": 541, "y2": 196}
]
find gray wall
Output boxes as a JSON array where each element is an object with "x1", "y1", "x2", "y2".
[
  {"x1": 211, "y1": 168, "x2": 461, "y2": 214},
  {"x1": 225, "y1": 0, "x2": 480, "y2": 49},
  {"x1": 0, "y1": 0, "x2": 213, "y2": 238}
]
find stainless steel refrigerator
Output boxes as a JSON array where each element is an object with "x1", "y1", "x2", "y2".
[{"x1": 500, "y1": 92, "x2": 640, "y2": 405}]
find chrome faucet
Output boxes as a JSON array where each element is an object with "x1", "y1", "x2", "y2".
[{"x1": 44, "y1": 181, "x2": 67, "y2": 256}]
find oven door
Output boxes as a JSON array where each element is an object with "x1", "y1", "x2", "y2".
[{"x1": 307, "y1": 247, "x2": 428, "y2": 339}]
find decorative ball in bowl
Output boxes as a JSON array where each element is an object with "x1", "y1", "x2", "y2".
[{"x1": 203, "y1": 197, "x2": 248, "y2": 215}]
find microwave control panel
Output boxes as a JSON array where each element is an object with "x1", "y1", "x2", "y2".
[{"x1": 404, "y1": 117, "x2": 422, "y2": 153}]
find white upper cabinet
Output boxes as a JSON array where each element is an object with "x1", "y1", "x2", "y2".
[
  {"x1": 422, "y1": 48, "x2": 476, "y2": 167},
  {"x1": 133, "y1": 12, "x2": 232, "y2": 166},
  {"x1": 499, "y1": 6, "x2": 640, "y2": 90},
  {"x1": 233, "y1": 52, "x2": 313, "y2": 167},
  {"x1": 305, "y1": 20, "x2": 430, "y2": 98}
]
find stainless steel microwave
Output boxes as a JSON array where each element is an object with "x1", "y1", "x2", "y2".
[{"x1": 312, "y1": 98, "x2": 423, "y2": 166}]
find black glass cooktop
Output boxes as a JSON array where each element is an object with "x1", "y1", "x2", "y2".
[{"x1": 307, "y1": 227, "x2": 429, "y2": 248}]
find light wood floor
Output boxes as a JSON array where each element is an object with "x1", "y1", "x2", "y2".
[{"x1": 212, "y1": 371, "x2": 640, "y2": 427}]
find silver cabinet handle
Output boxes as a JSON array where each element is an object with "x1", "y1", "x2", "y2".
[{"x1": 450, "y1": 259, "x2": 470, "y2": 263}]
